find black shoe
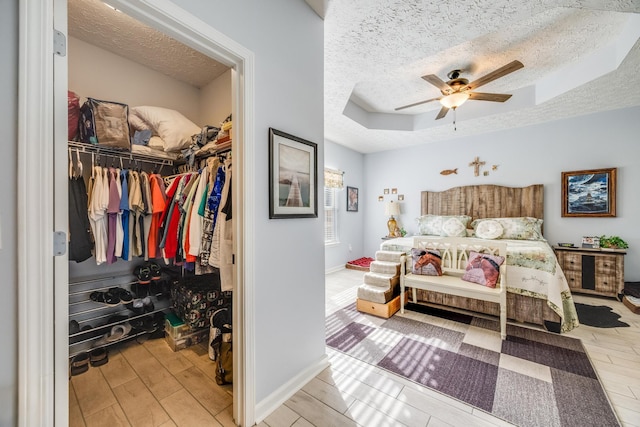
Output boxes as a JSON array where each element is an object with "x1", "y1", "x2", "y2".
[
  {"x1": 134, "y1": 265, "x2": 152, "y2": 284},
  {"x1": 70, "y1": 353, "x2": 90, "y2": 376},
  {"x1": 149, "y1": 262, "x2": 162, "y2": 280},
  {"x1": 89, "y1": 348, "x2": 109, "y2": 367}
]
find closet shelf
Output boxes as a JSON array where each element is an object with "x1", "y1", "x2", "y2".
[
  {"x1": 69, "y1": 306, "x2": 169, "y2": 340},
  {"x1": 68, "y1": 328, "x2": 164, "y2": 359},
  {"x1": 68, "y1": 141, "x2": 176, "y2": 167},
  {"x1": 69, "y1": 273, "x2": 132, "y2": 286},
  {"x1": 68, "y1": 280, "x2": 138, "y2": 298}
]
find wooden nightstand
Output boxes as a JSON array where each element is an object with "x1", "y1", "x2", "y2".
[{"x1": 554, "y1": 246, "x2": 626, "y2": 298}]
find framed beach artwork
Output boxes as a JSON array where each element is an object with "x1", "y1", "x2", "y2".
[
  {"x1": 561, "y1": 167, "x2": 616, "y2": 217},
  {"x1": 269, "y1": 128, "x2": 318, "y2": 219}
]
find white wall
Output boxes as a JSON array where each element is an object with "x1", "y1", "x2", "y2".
[
  {"x1": 69, "y1": 36, "x2": 203, "y2": 125},
  {"x1": 324, "y1": 140, "x2": 365, "y2": 271},
  {"x1": 363, "y1": 106, "x2": 640, "y2": 281},
  {"x1": 0, "y1": 1, "x2": 17, "y2": 423},
  {"x1": 171, "y1": 0, "x2": 325, "y2": 406},
  {"x1": 200, "y1": 68, "x2": 232, "y2": 127}
]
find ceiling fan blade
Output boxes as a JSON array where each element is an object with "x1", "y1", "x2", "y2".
[
  {"x1": 468, "y1": 92, "x2": 513, "y2": 102},
  {"x1": 395, "y1": 96, "x2": 441, "y2": 111},
  {"x1": 422, "y1": 74, "x2": 453, "y2": 93},
  {"x1": 435, "y1": 106, "x2": 449, "y2": 120},
  {"x1": 464, "y1": 60, "x2": 523, "y2": 91}
]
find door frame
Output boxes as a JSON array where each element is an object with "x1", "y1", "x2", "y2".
[{"x1": 18, "y1": 1, "x2": 256, "y2": 425}]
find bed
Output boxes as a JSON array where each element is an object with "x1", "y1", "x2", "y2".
[{"x1": 381, "y1": 184, "x2": 579, "y2": 333}]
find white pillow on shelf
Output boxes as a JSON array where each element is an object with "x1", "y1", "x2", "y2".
[{"x1": 130, "y1": 106, "x2": 200, "y2": 152}]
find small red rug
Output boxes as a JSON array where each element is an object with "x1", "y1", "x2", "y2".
[{"x1": 345, "y1": 257, "x2": 374, "y2": 271}]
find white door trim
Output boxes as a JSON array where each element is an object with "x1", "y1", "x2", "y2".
[{"x1": 19, "y1": 1, "x2": 256, "y2": 425}]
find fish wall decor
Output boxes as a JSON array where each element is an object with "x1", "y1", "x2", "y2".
[{"x1": 440, "y1": 168, "x2": 458, "y2": 175}]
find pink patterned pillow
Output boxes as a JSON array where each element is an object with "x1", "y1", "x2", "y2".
[{"x1": 461, "y1": 251, "x2": 505, "y2": 288}]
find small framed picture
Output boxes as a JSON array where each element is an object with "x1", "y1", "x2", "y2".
[
  {"x1": 581, "y1": 236, "x2": 600, "y2": 249},
  {"x1": 384, "y1": 188, "x2": 389, "y2": 195},
  {"x1": 391, "y1": 188, "x2": 397, "y2": 194},
  {"x1": 398, "y1": 194, "x2": 404, "y2": 201},
  {"x1": 346, "y1": 186, "x2": 358, "y2": 212}
]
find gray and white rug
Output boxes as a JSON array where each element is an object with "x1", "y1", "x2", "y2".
[{"x1": 326, "y1": 303, "x2": 620, "y2": 427}]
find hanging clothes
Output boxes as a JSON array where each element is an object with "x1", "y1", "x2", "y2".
[
  {"x1": 88, "y1": 166, "x2": 109, "y2": 265},
  {"x1": 147, "y1": 173, "x2": 167, "y2": 259},
  {"x1": 215, "y1": 158, "x2": 233, "y2": 291},
  {"x1": 119, "y1": 169, "x2": 130, "y2": 261},
  {"x1": 68, "y1": 154, "x2": 92, "y2": 263},
  {"x1": 129, "y1": 170, "x2": 144, "y2": 257},
  {"x1": 139, "y1": 171, "x2": 153, "y2": 260}
]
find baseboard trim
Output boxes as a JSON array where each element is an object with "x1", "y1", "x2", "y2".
[
  {"x1": 325, "y1": 265, "x2": 345, "y2": 274},
  {"x1": 254, "y1": 354, "x2": 329, "y2": 423}
]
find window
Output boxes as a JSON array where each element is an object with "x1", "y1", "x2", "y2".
[{"x1": 324, "y1": 187, "x2": 338, "y2": 244}]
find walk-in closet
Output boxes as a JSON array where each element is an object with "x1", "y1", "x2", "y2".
[{"x1": 66, "y1": 0, "x2": 237, "y2": 424}]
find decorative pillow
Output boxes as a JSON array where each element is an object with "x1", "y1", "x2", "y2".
[
  {"x1": 130, "y1": 106, "x2": 200, "y2": 152},
  {"x1": 411, "y1": 248, "x2": 442, "y2": 276},
  {"x1": 461, "y1": 251, "x2": 505, "y2": 288},
  {"x1": 474, "y1": 219, "x2": 504, "y2": 240},
  {"x1": 471, "y1": 217, "x2": 544, "y2": 241},
  {"x1": 416, "y1": 215, "x2": 471, "y2": 237}
]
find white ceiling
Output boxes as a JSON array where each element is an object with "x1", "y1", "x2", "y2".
[
  {"x1": 323, "y1": 1, "x2": 640, "y2": 153},
  {"x1": 68, "y1": 0, "x2": 229, "y2": 88},
  {"x1": 70, "y1": 0, "x2": 640, "y2": 154}
]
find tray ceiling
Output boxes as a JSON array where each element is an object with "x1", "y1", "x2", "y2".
[{"x1": 324, "y1": 1, "x2": 640, "y2": 153}]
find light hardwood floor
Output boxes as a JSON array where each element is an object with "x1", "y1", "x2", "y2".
[{"x1": 71, "y1": 268, "x2": 640, "y2": 426}]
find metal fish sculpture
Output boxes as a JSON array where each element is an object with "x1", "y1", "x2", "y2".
[{"x1": 440, "y1": 168, "x2": 458, "y2": 175}]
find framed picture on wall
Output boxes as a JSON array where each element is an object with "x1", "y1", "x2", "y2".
[
  {"x1": 561, "y1": 167, "x2": 616, "y2": 217},
  {"x1": 268, "y1": 128, "x2": 318, "y2": 219},
  {"x1": 347, "y1": 186, "x2": 358, "y2": 212}
]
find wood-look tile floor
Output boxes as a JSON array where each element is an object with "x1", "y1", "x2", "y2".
[{"x1": 72, "y1": 268, "x2": 640, "y2": 426}]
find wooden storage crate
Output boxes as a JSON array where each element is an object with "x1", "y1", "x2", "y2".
[{"x1": 356, "y1": 291, "x2": 408, "y2": 319}]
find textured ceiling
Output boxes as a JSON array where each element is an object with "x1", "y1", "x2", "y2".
[
  {"x1": 325, "y1": 1, "x2": 640, "y2": 153},
  {"x1": 68, "y1": 0, "x2": 229, "y2": 88}
]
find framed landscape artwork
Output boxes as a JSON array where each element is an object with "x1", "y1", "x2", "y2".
[
  {"x1": 561, "y1": 167, "x2": 616, "y2": 217},
  {"x1": 269, "y1": 128, "x2": 318, "y2": 219}
]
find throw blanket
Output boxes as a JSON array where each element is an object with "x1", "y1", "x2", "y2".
[{"x1": 381, "y1": 237, "x2": 579, "y2": 332}]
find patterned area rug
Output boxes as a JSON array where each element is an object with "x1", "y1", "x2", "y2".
[{"x1": 326, "y1": 303, "x2": 620, "y2": 427}]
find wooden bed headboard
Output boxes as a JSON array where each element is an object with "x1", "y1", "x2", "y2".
[{"x1": 420, "y1": 184, "x2": 544, "y2": 221}]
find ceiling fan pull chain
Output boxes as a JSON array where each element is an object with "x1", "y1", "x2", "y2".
[{"x1": 453, "y1": 107, "x2": 457, "y2": 131}]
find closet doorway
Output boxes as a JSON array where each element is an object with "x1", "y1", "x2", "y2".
[{"x1": 19, "y1": 1, "x2": 256, "y2": 426}]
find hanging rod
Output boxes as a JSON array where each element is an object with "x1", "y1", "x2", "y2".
[{"x1": 68, "y1": 141, "x2": 176, "y2": 167}]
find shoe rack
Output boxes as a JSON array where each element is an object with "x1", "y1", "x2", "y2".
[{"x1": 68, "y1": 268, "x2": 175, "y2": 360}]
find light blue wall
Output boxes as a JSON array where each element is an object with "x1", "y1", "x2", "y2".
[
  {"x1": 5, "y1": 0, "x2": 324, "y2": 422},
  {"x1": 0, "y1": 0, "x2": 18, "y2": 424},
  {"x1": 362, "y1": 106, "x2": 640, "y2": 281},
  {"x1": 171, "y1": 0, "x2": 325, "y2": 404},
  {"x1": 324, "y1": 140, "x2": 365, "y2": 271}
]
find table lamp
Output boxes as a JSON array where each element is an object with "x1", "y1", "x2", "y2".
[{"x1": 385, "y1": 201, "x2": 400, "y2": 237}]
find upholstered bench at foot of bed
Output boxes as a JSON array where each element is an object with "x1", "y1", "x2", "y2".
[{"x1": 400, "y1": 237, "x2": 508, "y2": 339}]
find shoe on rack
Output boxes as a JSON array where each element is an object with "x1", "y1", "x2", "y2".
[
  {"x1": 125, "y1": 298, "x2": 145, "y2": 316},
  {"x1": 149, "y1": 261, "x2": 162, "y2": 281},
  {"x1": 89, "y1": 290, "x2": 120, "y2": 306},
  {"x1": 134, "y1": 264, "x2": 152, "y2": 284},
  {"x1": 69, "y1": 320, "x2": 80, "y2": 335},
  {"x1": 110, "y1": 287, "x2": 133, "y2": 304},
  {"x1": 94, "y1": 322, "x2": 133, "y2": 347}
]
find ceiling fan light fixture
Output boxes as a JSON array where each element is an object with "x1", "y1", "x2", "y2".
[{"x1": 440, "y1": 92, "x2": 470, "y2": 109}]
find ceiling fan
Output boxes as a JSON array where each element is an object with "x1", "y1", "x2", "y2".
[{"x1": 395, "y1": 60, "x2": 524, "y2": 120}]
